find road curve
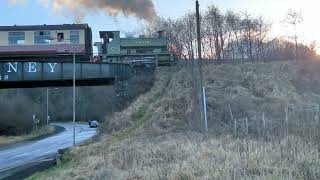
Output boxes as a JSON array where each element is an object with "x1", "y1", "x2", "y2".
[{"x1": 0, "y1": 122, "x2": 96, "y2": 173}]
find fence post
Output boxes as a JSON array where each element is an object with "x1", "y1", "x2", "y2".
[
  {"x1": 229, "y1": 104, "x2": 234, "y2": 133},
  {"x1": 245, "y1": 117, "x2": 249, "y2": 137},
  {"x1": 202, "y1": 86, "x2": 208, "y2": 132},
  {"x1": 315, "y1": 104, "x2": 319, "y2": 122},
  {"x1": 33, "y1": 114, "x2": 36, "y2": 131},
  {"x1": 285, "y1": 105, "x2": 289, "y2": 137},
  {"x1": 312, "y1": 104, "x2": 319, "y2": 144},
  {"x1": 234, "y1": 118, "x2": 237, "y2": 137},
  {"x1": 229, "y1": 104, "x2": 234, "y2": 120},
  {"x1": 262, "y1": 112, "x2": 266, "y2": 138},
  {"x1": 317, "y1": 104, "x2": 320, "y2": 159}
]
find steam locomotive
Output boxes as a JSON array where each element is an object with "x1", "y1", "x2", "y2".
[
  {"x1": 0, "y1": 23, "x2": 176, "y2": 66},
  {"x1": 94, "y1": 31, "x2": 176, "y2": 66}
]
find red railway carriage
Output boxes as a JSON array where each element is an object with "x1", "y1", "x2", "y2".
[{"x1": 0, "y1": 24, "x2": 92, "y2": 61}]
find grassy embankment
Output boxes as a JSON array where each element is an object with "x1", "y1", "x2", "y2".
[
  {"x1": 29, "y1": 61, "x2": 320, "y2": 180},
  {"x1": 0, "y1": 126, "x2": 55, "y2": 146}
]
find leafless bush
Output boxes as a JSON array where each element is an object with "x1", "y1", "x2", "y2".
[
  {"x1": 113, "y1": 67, "x2": 156, "y2": 110},
  {"x1": 141, "y1": 5, "x2": 318, "y2": 61},
  {"x1": 0, "y1": 90, "x2": 36, "y2": 135}
]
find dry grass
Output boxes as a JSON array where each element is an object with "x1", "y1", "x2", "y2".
[
  {"x1": 0, "y1": 126, "x2": 55, "y2": 146},
  {"x1": 28, "y1": 61, "x2": 320, "y2": 180},
  {"x1": 28, "y1": 133, "x2": 320, "y2": 180}
]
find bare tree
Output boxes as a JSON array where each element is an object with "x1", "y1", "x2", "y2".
[
  {"x1": 185, "y1": 13, "x2": 197, "y2": 59},
  {"x1": 242, "y1": 12, "x2": 259, "y2": 61},
  {"x1": 255, "y1": 16, "x2": 271, "y2": 61},
  {"x1": 225, "y1": 11, "x2": 242, "y2": 60},
  {"x1": 204, "y1": 6, "x2": 225, "y2": 60},
  {"x1": 283, "y1": 9, "x2": 304, "y2": 60},
  {"x1": 140, "y1": 5, "x2": 317, "y2": 61},
  {"x1": 309, "y1": 41, "x2": 318, "y2": 58}
]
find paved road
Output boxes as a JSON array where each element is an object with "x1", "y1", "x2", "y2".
[{"x1": 0, "y1": 123, "x2": 96, "y2": 173}]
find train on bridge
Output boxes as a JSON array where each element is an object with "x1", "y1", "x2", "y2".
[{"x1": 0, "y1": 24, "x2": 176, "y2": 66}]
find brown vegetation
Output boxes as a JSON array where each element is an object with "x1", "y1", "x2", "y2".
[
  {"x1": 0, "y1": 126, "x2": 55, "y2": 146},
  {"x1": 29, "y1": 61, "x2": 320, "y2": 180},
  {"x1": 142, "y1": 5, "x2": 319, "y2": 61},
  {"x1": 0, "y1": 91, "x2": 37, "y2": 135}
]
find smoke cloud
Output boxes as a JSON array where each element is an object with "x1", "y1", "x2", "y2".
[
  {"x1": 10, "y1": 0, "x2": 157, "y2": 22},
  {"x1": 9, "y1": 0, "x2": 26, "y2": 4}
]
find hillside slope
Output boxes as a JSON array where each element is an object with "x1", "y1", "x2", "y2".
[{"x1": 29, "y1": 61, "x2": 320, "y2": 180}]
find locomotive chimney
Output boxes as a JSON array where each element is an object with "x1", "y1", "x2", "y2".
[{"x1": 157, "y1": 31, "x2": 164, "y2": 38}]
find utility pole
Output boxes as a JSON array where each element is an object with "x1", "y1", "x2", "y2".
[
  {"x1": 46, "y1": 88, "x2": 49, "y2": 126},
  {"x1": 196, "y1": 0, "x2": 207, "y2": 132},
  {"x1": 73, "y1": 51, "x2": 76, "y2": 146},
  {"x1": 196, "y1": 0, "x2": 202, "y2": 60},
  {"x1": 49, "y1": 36, "x2": 77, "y2": 144}
]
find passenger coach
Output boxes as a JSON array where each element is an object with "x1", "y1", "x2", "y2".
[{"x1": 0, "y1": 24, "x2": 92, "y2": 61}]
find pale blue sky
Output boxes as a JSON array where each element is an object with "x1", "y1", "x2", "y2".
[{"x1": 1, "y1": 0, "x2": 319, "y2": 50}]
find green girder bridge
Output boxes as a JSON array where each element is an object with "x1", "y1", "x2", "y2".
[{"x1": 0, "y1": 61, "x2": 131, "y2": 88}]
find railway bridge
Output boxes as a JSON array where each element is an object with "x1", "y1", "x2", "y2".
[{"x1": 0, "y1": 61, "x2": 131, "y2": 88}]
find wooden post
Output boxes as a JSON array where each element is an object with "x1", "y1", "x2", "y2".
[
  {"x1": 285, "y1": 105, "x2": 289, "y2": 137},
  {"x1": 196, "y1": 0, "x2": 205, "y2": 132},
  {"x1": 262, "y1": 112, "x2": 266, "y2": 138},
  {"x1": 234, "y1": 118, "x2": 237, "y2": 137},
  {"x1": 315, "y1": 104, "x2": 319, "y2": 122},
  {"x1": 196, "y1": 0, "x2": 202, "y2": 60},
  {"x1": 317, "y1": 105, "x2": 320, "y2": 159},
  {"x1": 229, "y1": 104, "x2": 234, "y2": 121},
  {"x1": 245, "y1": 117, "x2": 249, "y2": 137}
]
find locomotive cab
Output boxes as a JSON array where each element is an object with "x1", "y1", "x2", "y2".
[{"x1": 99, "y1": 31, "x2": 121, "y2": 56}]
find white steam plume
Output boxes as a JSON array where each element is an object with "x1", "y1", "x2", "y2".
[{"x1": 9, "y1": 0, "x2": 26, "y2": 5}]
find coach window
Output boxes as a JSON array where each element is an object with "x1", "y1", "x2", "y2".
[
  {"x1": 34, "y1": 31, "x2": 51, "y2": 44},
  {"x1": 70, "y1": 30, "x2": 80, "y2": 44},
  {"x1": 8, "y1": 32, "x2": 25, "y2": 45},
  {"x1": 57, "y1": 33, "x2": 64, "y2": 42}
]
